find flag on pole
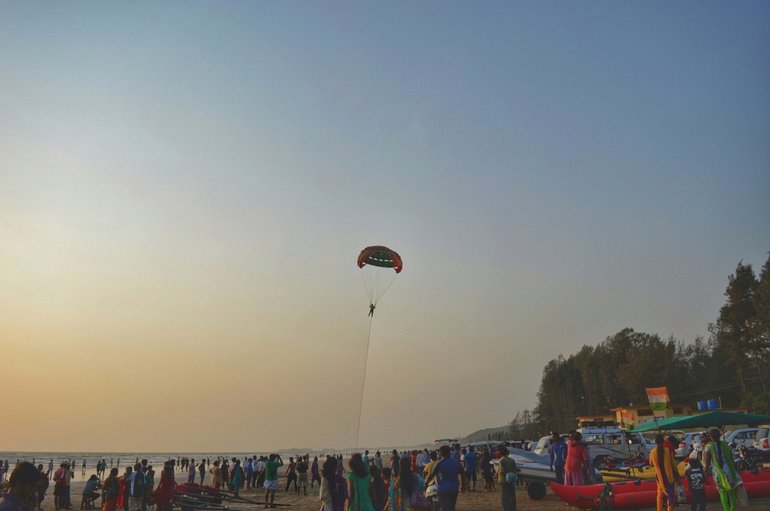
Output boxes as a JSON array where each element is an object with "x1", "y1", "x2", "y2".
[
  {"x1": 620, "y1": 409, "x2": 636, "y2": 427},
  {"x1": 645, "y1": 387, "x2": 670, "y2": 411}
]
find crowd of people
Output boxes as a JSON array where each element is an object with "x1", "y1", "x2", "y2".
[
  {"x1": 4, "y1": 432, "x2": 746, "y2": 511},
  {"x1": 0, "y1": 445, "x2": 522, "y2": 511},
  {"x1": 650, "y1": 429, "x2": 741, "y2": 511},
  {"x1": 0, "y1": 458, "x2": 178, "y2": 511},
  {"x1": 314, "y1": 444, "x2": 520, "y2": 511}
]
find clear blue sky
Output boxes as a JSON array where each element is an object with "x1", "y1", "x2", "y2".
[{"x1": 1, "y1": 1, "x2": 768, "y2": 451}]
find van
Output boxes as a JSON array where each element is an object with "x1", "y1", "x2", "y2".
[
  {"x1": 577, "y1": 427, "x2": 649, "y2": 465},
  {"x1": 533, "y1": 428, "x2": 649, "y2": 465}
]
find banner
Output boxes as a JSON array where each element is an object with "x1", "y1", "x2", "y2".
[{"x1": 645, "y1": 386, "x2": 670, "y2": 411}]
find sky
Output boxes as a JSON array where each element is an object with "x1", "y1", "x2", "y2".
[{"x1": 1, "y1": 1, "x2": 769, "y2": 453}]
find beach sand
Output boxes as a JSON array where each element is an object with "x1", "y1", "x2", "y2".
[{"x1": 52, "y1": 468, "x2": 770, "y2": 511}]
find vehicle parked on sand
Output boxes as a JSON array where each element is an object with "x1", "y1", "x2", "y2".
[
  {"x1": 753, "y1": 426, "x2": 769, "y2": 450},
  {"x1": 724, "y1": 427, "x2": 759, "y2": 448},
  {"x1": 486, "y1": 447, "x2": 554, "y2": 500},
  {"x1": 675, "y1": 432, "x2": 706, "y2": 459},
  {"x1": 531, "y1": 436, "x2": 553, "y2": 456},
  {"x1": 577, "y1": 427, "x2": 649, "y2": 466},
  {"x1": 532, "y1": 428, "x2": 649, "y2": 467}
]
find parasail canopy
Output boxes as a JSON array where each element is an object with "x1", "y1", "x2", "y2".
[
  {"x1": 357, "y1": 246, "x2": 403, "y2": 273},
  {"x1": 357, "y1": 245, "x2": 402, "y2": 310}
]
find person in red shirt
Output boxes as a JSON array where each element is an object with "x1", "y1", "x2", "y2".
[{"x1": 564, "y1": 431, "x2": 590, "y2": 486}]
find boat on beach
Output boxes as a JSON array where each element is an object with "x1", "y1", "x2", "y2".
[{"x1": 550, "y1": 468, "x2": 770, "y2": 509}]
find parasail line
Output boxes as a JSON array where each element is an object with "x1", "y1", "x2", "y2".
[{"x1": 355, "y1": 314, "x2": 374, "y2": 449}]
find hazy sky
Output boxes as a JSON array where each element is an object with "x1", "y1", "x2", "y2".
[{"x1": 1, "y1": 2, "x2": 769, "y2": 453}]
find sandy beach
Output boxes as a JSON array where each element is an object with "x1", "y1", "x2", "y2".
[{"x1": 47, "y1": 467, "x2": 770, "y2": 511}]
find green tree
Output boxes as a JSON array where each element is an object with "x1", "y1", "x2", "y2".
[
  {"x1": 749, "y1": 253, "x2": 770, "y2": 410},
  {"x1": 710, "y1": 261, "x2": 759, "y2": 408}
]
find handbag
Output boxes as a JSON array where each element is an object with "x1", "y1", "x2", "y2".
[
  {"x1": 735, "y1": 481, "x2": 749, "y2": 508},
  {"x1": 410, "y1": 489, "x2": 429, "y2": 510}
]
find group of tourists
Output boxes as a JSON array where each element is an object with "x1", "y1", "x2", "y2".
[
  {"x1": 0, "y1": 443, "x2": 526, "y2": 511},
  {"x1": 312, "y1": 444, "x2": 521, "y2": 511},
  {"x1": 0, "y1": 458, "x2": 182, "y2": 511},
  {"x1": 545, "y1": 428, "x2": 744, "y2": 511},
  {"x1": 546, "y1": 430, "x2": 593, "y2": 486},
  {"x1": 650, "y1": 428, "x2": 742, "y2": 511}
]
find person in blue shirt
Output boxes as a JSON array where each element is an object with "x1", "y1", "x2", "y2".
[
  {"x1": 463, "y1": 448, "x2": 477, "y2": 492},
  {"x1": 548, "y1": 432, "x2": 567, "y2": 485},
  {"x1": 427, "y1": 445, "x2": 462, "y2": 511}
]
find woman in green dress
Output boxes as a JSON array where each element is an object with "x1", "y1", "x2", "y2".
[
  {"x1": 703, "y1": 428, "x2": 739, "y2": 511},
  {"x1": 346, "y1": 453, "x2": 375, "y2": 511}
]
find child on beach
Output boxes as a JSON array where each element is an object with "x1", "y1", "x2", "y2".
[{"x1": 686, "y1": 456, "x2": 706, "y2": 511}]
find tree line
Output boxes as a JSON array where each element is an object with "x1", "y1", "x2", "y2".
[{"x1": 506, "y1": 253, "x2": 770, "y2": 438}]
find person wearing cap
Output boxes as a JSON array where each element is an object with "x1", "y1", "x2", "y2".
[{"x1": 0, "y1": 462, "x2": 40, "y2": 511}]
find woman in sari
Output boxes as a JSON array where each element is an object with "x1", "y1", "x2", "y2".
[
  {"x1": 101, "y1": 469, "x2": 120, "y2": 511},
  {"x1": 650, "y1": 433, "x2": 680, "y2": 511},
  {"x1": 153, "y1": 463, "x2": 176, "y2": 511},
  {"x1": 564, "y1": 431, "x2": 590, "y2": 486},
  {"x1": 116, "y1": 467, "x2": 131, "y2": 511},
  {"x1": 386, "y1": 457, "x2": 424, "y2": 511},
  {"x1": 703, "y1": 428, "x2": 739, "y2": 511}
]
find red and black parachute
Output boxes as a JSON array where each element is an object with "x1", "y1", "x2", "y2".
[
  {"x1": 357, "y1": 245, "x2": 402, "y2": 314},
  {"x1": 357, "y1": 246, "x2": 403, "y2": 273}
]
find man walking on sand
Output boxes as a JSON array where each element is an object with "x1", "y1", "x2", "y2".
[
  {"x1": 263, "y1": 454, "x2": 283, "y2": 509},
  {"x1": 498, "y1": 446, "x2": 520, "y2": 511},
  {"x1": 428, "y1": 446, "x2": 462, "y2": 511}
]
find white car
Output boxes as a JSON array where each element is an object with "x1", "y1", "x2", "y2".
[
  {"x1": 724, "y1": 428, "x2": 759, "y2": 448},
  {"x1": 675, "y1": 432, "x2": 706, "y2": 459},
  {"x1": 752, "y1": 426, "x2": 769, "y2": 450}
]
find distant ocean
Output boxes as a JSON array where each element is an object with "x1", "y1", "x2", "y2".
[{"x1": 0, "y1": 450, "x2": 335, "y2": 479}]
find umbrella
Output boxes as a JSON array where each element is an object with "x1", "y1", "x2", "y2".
[{"x1": 634, "y1": 410, "x2": 770, "y2": 432}]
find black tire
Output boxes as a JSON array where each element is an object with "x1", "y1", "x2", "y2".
[{"x1": 526, "y1": 481, "x2": 546, "y2": 500}]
